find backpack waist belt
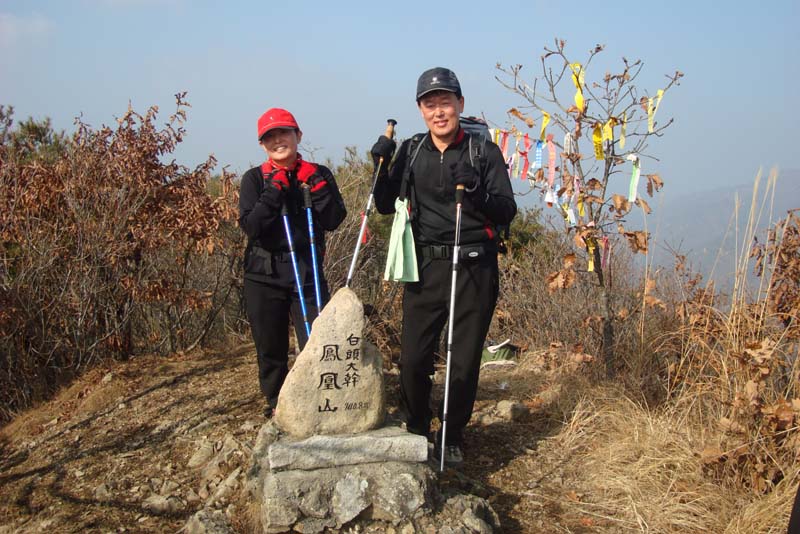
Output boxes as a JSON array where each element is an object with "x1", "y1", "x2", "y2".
[{"x1": 417, "y1": 242, "x2": 496, "y2": 261}]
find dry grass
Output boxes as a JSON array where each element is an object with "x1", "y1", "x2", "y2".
[{"x1": 549, "y1": 390, "x2": 792, "y2": 533}]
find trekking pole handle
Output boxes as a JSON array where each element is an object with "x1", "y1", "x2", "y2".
[
  {"x1": 455, "y1": 184, "x2": 465, "y2": 204},
  {"x1": 385, "y1": 119, "x2": 397, "y2": 139},
  {"x1": 301, "y1": 183, "x2": 312, "y2": 209}
]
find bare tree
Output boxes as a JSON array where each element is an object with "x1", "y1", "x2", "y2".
[{"x1": 497, "y1": 39, "x2": 682, "y2": 376}]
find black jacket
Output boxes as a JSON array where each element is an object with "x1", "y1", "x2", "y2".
[
  {"x1": 374, "y1": 128, "x2": 516, "y2": 246},
  {"x1": 238, "y1": 162, "x2": 346, "y2": 284}
]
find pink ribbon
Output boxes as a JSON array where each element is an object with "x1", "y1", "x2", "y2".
[
  {"x1": 546, "y1": 134, "x2": 556, "y2": 188},
  {"x1": 519, "y1": 133, "x2": 532, "y2": 180},
  {"x1": 500, "y1": 131, "x2": 509, "y2": 160}
]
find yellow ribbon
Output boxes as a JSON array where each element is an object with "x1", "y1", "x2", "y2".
[
  {"x1": 602, "y1": 118, "x2": 615, "y2": 143},
  {"x1": 539, "y1": 110, "x2": 550, "y2": 141},
  {"x1": 578, "y1": 197, "x2": 585, "y2": 217},
  {"x1": 570, "y1": 63, "x2": 585, "y2": 112},
  {"x1": 647, "y1": 89, "x2": 664, "y2": 133},
  {"x1": 620, "y1": 112, "x2": 627, "y2": 149},
  {"x1": 587, "y1": 239, "x2": 596, "y2": 272},
  {"x1": 592, "y1": 123, "x2": 603, "y2": 159}
]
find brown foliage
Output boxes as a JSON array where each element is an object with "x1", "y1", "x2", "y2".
[{"x1": 0, "y1": 96, "x2": 242, "y2": 422}]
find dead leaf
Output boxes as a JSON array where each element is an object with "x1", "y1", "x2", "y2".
[
  {"x1": 745, "y1": 380, "x2": 760, "y2": 405},
  {"x1": 583, "y1": 315, "x2": 602, "y2": 327},
  {"x1": 624, "y1": 231, "x2": 649, "y2": 254},
  {"x1": 635, "y1": 197, "x2": 652, "y2": 214},
  {"x1": 644, "y1": 295, "x2": 666, "y2": 310},
  {"x1": 563, "y1": 253, "x2": 577, "y2": 269},
  {"x1": 611, "y1": 194, "x2": 630, "y2": 215},
  {"x1": 585, "y1": 178, "x2": 603, "y2": 190},
  {"x1": 645, "y1": 278, "x2": 657, "y2": 294},
  {"x1": 546, "y1": 269, "x2": 576, "y2": 292},
  {"x1": 700, "y1": 446, "x2": 725, "y2": 464},
  {"x1": 646, "y1": 174, "x2": 664, "y2": 197},
  {"x1": 508, "y1": 108, "x2": 535, "y2": 128},
  {"x1": 719, "y1": 417, "x2": 746, "y2": 434}
]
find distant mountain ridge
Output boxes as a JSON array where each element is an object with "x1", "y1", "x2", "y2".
[{"x1": 647, "y1": 168, "x2": 799, "y2": 284}]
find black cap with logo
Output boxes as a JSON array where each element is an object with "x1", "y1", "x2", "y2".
[{"x1": 416, "y1": 67, "x2": 462, "y2": 102}]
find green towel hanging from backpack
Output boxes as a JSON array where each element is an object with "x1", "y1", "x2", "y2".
[{"x1": 384, "y1": 197, "x2": 419, "y2": 282}]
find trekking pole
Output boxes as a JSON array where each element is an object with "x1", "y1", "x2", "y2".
[
  {"x1": 281, "y1": 202, "x2": 311, "y2": 338},
  {"x1": 301, "y1": 184, "x2": 323, "y2": 313},
  {"x1": 440, "y1": 183, "x2": 465, "y2": 472},
  {"x1": 345, "y1": 118, "x2": 397, "y2": 288}
]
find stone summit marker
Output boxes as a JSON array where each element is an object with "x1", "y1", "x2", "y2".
[
  {"x1": 274, "y1": 287, "x2": 385, "y2": 438},
  {"x1": 235, "y1": 287, "x2": 500, "y2": 533}
]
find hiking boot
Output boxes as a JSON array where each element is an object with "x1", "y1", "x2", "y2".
[{"x1": 431, "y1": 442, "x2": 464, "y2": 465}]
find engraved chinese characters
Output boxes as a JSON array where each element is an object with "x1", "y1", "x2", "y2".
[{"x1": 275, "y1": 288, "x2": 385, "y2": 438}]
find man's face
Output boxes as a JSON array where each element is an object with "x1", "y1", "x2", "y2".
[
  {"x1": 260, "y1": 128, "x2": 302, "y2": 165},
  {"x1": 418, "y1": 91, "x2": 464, "y2": 142}
]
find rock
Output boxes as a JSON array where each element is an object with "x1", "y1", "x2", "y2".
[
  {"x1": 188, "y1": 439, "x2": 215, "y2": 468},
  {"x1": 239, "y1": 420, "x2": 259, "y2": 432},
  {"x1": 267, "y1": 426, "x2": 427, "y2": 471},
  {"x1": 444, "y1": 495, "x2": 501, "y2": 533},
  {"x1": 208, "y1": 467, "x2": 241, "y2": 506},
  {"x1": 331, "y1": 473, "x2": 369, "y2": 525},
  {"x1": 161, "y1": 480, "x2": 180, "y2": 494},
  {"x1": 294, "y1": 517, "x2": 336, "y2": 533},
  {"x1": 149, "y1": 477, "x2": 163, "y2": 492},
  {"x1": 261, "y1": 474, "x2": 300, "y2": 532},
  {"x1": 495, "y1": 400, "x2": 529, "y2": 422},
  {"x1": 253, "y1": 422, "x2": 280, "y2": 460},
  {"x1": 275, "y1": 288, "x2": 385, "y2": 438},
  {"x1": 186, "y1": 488, "x2": 201, "y2": 504},
  {"x1": 184, "y1": 508, "x2": 234, "y2": 534},
  {"x1": 258, "y1": 461, "x2": 433, "y2": 532},
  {"x1": 371, "y1": 472, "x2": 427, "y2": 523},
  {"x1": 298, "y1": 483, "x2": 328, "y2": 518},
  {"x1": 461, "y1": 509, "x2": 492, "y2": 534},
  {"x1": 143, "y1": 494, "x2": 183, "y2": 514},
  {"x1": 93, "y1": 483, "x2": 112, "y2": 501}
]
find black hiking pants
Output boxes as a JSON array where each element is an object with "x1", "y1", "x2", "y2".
[
  {"x1": 400, "y1": 248, "x2": 499, "y2": 446},
  {"x1": 243, "y1": 276, "x2": 328, "y2": 405}
]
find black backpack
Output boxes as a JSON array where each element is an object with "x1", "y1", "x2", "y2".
[{"x1": 400, "y1": 116, "x2": 509, "y2": 251}]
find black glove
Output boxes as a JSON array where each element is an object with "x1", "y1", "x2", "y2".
[
  {"x1": 370, "y1": 135, "x2": 396, "y2": 168},
  {"x1": 449, "y1": 161, "x2": 479, "y2": 191}
]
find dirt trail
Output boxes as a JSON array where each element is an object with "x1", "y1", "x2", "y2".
[{"x1": 0, "y1": 344, "x2": 593, "y2": 533}]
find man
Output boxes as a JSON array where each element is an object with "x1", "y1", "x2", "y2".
[
  {"x1": 370, "y1": 67, "x2": 517, "y2": 464},
  {"x1": 239, "y1": 108, "x2": 346, "y2": 417}
]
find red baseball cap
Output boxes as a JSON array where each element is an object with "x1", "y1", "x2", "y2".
[{"x1": 257, "y1": 108, "x2": 300, "y2": 140}]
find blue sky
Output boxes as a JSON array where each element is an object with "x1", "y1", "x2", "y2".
[{"x1": 1, "y1": 0, "x2": 798, "y2": 205}]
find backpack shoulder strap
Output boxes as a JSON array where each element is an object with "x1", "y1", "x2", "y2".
[
  {"x1": 399, "y1": 133, "x2": 427, "y2": 202},
  {"x1": 467, "y1": 133, "x2": 488, "y2": 177}
]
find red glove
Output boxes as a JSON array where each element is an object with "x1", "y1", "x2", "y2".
[{"x1": 267, "y1": 169, "x2": 290, "y2": 191}]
